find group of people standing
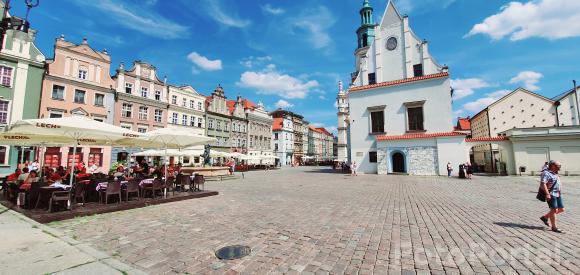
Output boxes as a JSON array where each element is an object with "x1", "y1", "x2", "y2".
[{"x1": 446, "y1": 162, "x2": 473, "y2": 178}]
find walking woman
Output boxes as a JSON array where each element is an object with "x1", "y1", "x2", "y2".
[{"x1": 539, "y1": 160, "x2": 565, "y2": 233}]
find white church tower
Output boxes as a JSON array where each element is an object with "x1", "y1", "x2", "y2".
[
  {"x1": 336, "y1": 81, "x2": 349, "y2": 163},
  {"x1": 345, "y1": 0, "x2": 462, "y2": 176}
]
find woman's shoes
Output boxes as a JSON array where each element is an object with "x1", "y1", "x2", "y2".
[
  {"x1": 551, "y1": 228, "x2": 563, "y2": 233},
  {"x1": 540, "y1": 216, "x2": 549, "y2": 226}
]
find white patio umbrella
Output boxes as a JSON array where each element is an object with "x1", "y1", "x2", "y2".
[
  {"x1": 4, "y1": 116, "x2": 142, "y2": 186},
  {"x1": 140, "y1": 128, "x2": 216, "y2": 196}
]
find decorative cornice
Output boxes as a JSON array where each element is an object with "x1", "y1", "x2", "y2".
[
  {"x1": 44, "y1": 74, "x2": 114, "y2": 93},
  {"x1": 349, "y1": 72, "x2": 449, "y2": 93}
]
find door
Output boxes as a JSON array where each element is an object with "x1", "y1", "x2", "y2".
[{"x1": 392, "y1": 152, "x2": 405, "y2": 173}]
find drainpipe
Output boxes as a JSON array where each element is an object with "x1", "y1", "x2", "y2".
[
  {"x1": 574, "y1": 80, "x2": 580, "y2": 125},
  {"x1": 554, "y1": 101, "x2": 560, "y2": 127}
]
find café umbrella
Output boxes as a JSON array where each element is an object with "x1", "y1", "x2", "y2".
[
  {"x1": 140, "y1": 128, "x2": 216, "y2": 196},
  {"x1": 3, "y1": 116, "x2": 142, "y2": 186}
]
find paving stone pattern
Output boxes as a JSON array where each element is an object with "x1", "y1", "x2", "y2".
[{"x1": 51, "y1": 167, "x2": 580, "y2": 274}]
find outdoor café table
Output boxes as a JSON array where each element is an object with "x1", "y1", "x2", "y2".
[
  {"x1": 35, "y1": 186, "x2": 67, "y2": 210},
  {"x1": 139, "y1": 178, "x2": 155, "y2": 187},
  {"x1": 95, "y1": 181, "x2": 128, "y2": 191}
]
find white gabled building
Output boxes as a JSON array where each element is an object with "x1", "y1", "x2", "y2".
[{"x1": 346, "y1": 0, "x2": 464, "y2": 176}]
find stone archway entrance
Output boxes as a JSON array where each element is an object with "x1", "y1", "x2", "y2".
[{"x1": 392, "y1": 152, "x2": 405, "y2": 173}]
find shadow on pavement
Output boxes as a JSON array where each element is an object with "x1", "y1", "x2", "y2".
[{"x1": 494, "y1": 222, "x2": 545, "y2": 230}]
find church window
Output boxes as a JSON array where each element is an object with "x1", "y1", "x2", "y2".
[
  {"x1": 368, "y1": 73, "x2": 376, "y2": 85},
  {"x1": 407, "y1": 106, "x2": 424, "y2": 131},
  {"x1": 370, "y1": 110, "x2": 384, "y2": 133},
  {"x1": 413, "y1": 64, "x2": 423, "y2": 77}
]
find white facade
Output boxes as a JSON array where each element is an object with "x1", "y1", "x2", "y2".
[
  {"x1": 272, "y1": 116, "x2": 293, "y2": 166},
  {"x1": 346, "y1": 0, "x2": 458, "y2": 175},
  {"x1": 246, "y1": 102, "x2": 273, "y2": 162},
  {"x1": 337, "y1": 81, "x2": 349, "y2": 163}
]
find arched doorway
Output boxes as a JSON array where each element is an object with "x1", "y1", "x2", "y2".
[{"x1": 392, "y1": 152, "x2": 405, "y2": 173}]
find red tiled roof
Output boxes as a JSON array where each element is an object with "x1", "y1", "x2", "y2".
[
  {"x1": 465, "y1": 137, "x2": 509, "y2": 142},
  {"x1": 349, "y1": 72, "x2": 450, "y2": 93},
  {"x1": 376, "y1": 131, "x2": 466, "y2": 141},
  {"x1": 316, "y1": 127, "x2": 333, "y2": 137},
  {"x1": 243, "y1": 99, "x2": 256, "y2": 109},
  {"x1": 272, "y1": 118, "x2": 284, "y2": 131},
  {"x1": 227, "y1": 100, "x2": 236, "y2": 114},
  {"x1": 456, "y1": 118, "x2": 471, "y2": 130}
]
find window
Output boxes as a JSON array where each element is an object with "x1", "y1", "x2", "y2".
[
  {"x1": 217, "y1": 121, "x2": 221, "y2": 130},
  {"x1": 197, "y1": 117, "x2": 203, "y2": 128},
  {"x1": 141, "y1": 87, "x2": 148, "y2": 98},
  {"x1": 52, "y1": 85, "x2": 65, "y2": 100},
  {"x1": 154, "y1": 109, "x2": 163, "y2": 123},
  {"x1": 0, "y1": 100, "x2": 8, "y2": 124},
  {"x1": 190, "y1": 116, "x2": 196, "y2": 127},
  {"x1": 120, "y1": 123, "x2": 132, "y2": 130},
  {"x1": 208, "y1": 119, "x2": 214, "y2": 129},
  {"x1": 182, "y1": 114, "x2": 187, "y2": 125},
  {"x1": 171, "y1": 95, "x2": 177, "y2": 104},
  {"x1": 368, "y1": 73, "x2": 376, "y2": 85},
  {"x1": 224, "y1": 122, "x2": 229, "y2": 131},
  {"x1": 370, "y1": 110, "x2": 384, "y2": 133},
  {"x1": 407, "y1": 106, "x2": 424, "y2": 131},
  {"x1": 138, "y1": 106, "x2": 148, "y2": 120},
  {"x1": 74, "y1": 89, "x2": 86, "y2": 103},
  {"x1": 125, "y1": 83, "x2": 133, "y2": 94},
  {"x1": 198, "y1": 102, "x2": 202, "y2": 110},
  {"x1": 93, "y1": 118, "x2": 103, "y2": 122},
  {"x1": 275, "y1": 144, "x2": 279, "y2": 151},
  {"x1": 78, "y1": 69, "x2": 87, "y2": 80},
  {"x1": 182, "y1": 98, "x2": 187, "y2": 107},
  {"x1": 413, "y1": 64, "x2": 424, "y2": 77},
  {"x1": 137, "y1": 127, "x2": 147, "y2": 133},
  {"x1": 88, "y1": 148, "x2": 103, "y2": 166},
  {"x1": 171, "y1": 113, "x2": 178, "y2": 124},
  {"x1": 369, "y1": 152, "x2": 377, "y2": 163},
  {"x1": 49, "y1": 112, "x2": 63, "y2": 118},
  {"x1": 0, "y1": 66, "x2": 13, "y2": 87},
  {"x1": 122, "y1": 103, "x2": 132, "y2": 118},
  {"x1": 190, "y1": 100, "x2": 195, "y2": 109},
  {"x1": 0, "y1": 146, "x2": 7, "y2": 165},
  {"x1": 155, "y1": 90, "x2": 161, "y2": 101},
  {"x1": 94, "y1": 93, "x2": 104, "y2": 106}
]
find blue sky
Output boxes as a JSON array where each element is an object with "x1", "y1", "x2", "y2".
[{"x1": 11, "y1": 0, "x2": 580, "y2": 133}]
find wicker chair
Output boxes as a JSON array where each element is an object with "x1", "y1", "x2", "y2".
[
  {"x1": 125, "y1": 179, "x2": 140, "y2": 201},
  {"x1": 100, "y1": 181, "x2": 121, "y2": 204},
  {"x1": 142, "y1": 178, "x2": 163, "y2": 199},
  {"x1": 193, "y1": 175, "x2": 205, "y2": 192}
]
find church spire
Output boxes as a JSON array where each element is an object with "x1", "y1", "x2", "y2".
[{"x1": 356, "y1": 0, "x2": 375, "y2": 49}]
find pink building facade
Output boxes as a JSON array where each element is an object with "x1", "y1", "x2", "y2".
[
  {"x1": 39, "y1": 36, "x2": 114, "y2": 172},
  {"x1": 111, "y1": 61, "x2": 168, "y2": 163}
]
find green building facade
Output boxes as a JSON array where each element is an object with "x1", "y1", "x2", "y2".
[{"x1": 0, "y1": 7, "x2": 46, "y2": 175}]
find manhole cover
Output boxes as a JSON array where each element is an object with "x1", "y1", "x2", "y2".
[{"x1": 215, "y1": 245, "x2": 251, "y2": 260}]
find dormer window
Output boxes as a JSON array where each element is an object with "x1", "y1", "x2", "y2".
[
  {"x1": 141, "y1": 87, "x2": 148, "y2": 98},
  {"x1": 368, "y1": 73, "x2": 376, "y2": 85},
  {"x1": 125, "y1": 83, "x2": 133, "y2": 94},
  {"x1": 78, "y1": 69, "x2": 88, "y2": 80},
  {"x1": 182, "y1": 98, "x2": 187, "y2": 107},
  {"x1": 155, "y1": 90, "x2": 161, "y2": 101},
  {"x1": 413, "y1": 64, "x2": 424, "y2": 77}
]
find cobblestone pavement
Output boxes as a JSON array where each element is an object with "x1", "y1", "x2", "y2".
[{"x1": 51, "y1": 167, "x2": 580, "y2": 274}]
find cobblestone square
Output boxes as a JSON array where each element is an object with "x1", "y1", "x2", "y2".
[{"x1": 51, "y1": 167, "x2": 580, "y2": 274}]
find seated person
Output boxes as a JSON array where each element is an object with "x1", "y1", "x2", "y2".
[
  {"x1": 47, "y1": 169, "x2": 63, "y2": 183},
  {"x1": 20, "y1": 170, "x2": 39, "y2": 191},
  {"x1": 7, "y1": 168, "x2": 21, "y2": 181},
  {"x1": 17, "y1": 167, "x2": 30, "y2": 183},
  {"x1": 113, "y1": 166, "x2": 126, "y2": 180}
]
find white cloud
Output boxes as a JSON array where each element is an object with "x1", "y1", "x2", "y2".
[
  {"x1": 71, "y1": 0, "x2": 188, "y2": 39},
  {"x1": 187, "y1": 52, "x2": 222, "y2": 72},
  {"x1": 203, "y1": 0, "x2": 250, "y2": 28},
  {"x1": 509, "y1": 71, "x2": 543, "y2": 91},
  {"x1": 288, "y1": 6, "x2": 336, "y2": 50},
  {"x1": 463, "y1": 89, "x2": 511, "y2": 113},
  {"x1": 275, "y1": 99, "x2": 294, "y2": 109},
  {"x1": 262, "y1": 4, "x2": 285, "y2": 15},
  {"x1": 466, "y1": 0, "x2": 580, "y2": 41},
  {"x1": 240, "y1": 56, "x2": 272, "y2": 69},
  {"x1": 451, "y1": 78, "x2": 491, "y2": 100},
  {"x1": 395, "y1": 0, "x2": 457, "y2": 13},
  {"x1": 237, "y1": 64, "x2": 319, "y2": 99}
]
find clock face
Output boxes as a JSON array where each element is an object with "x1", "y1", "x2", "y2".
[{"x1": 386, "y1": 37, "x2": 397, "y2": 51}]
